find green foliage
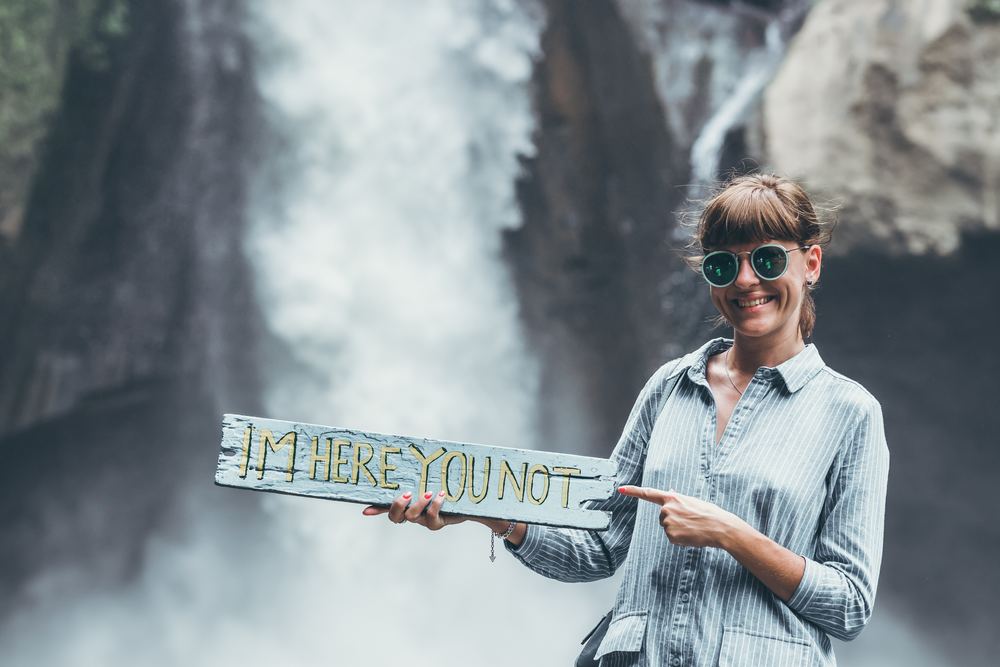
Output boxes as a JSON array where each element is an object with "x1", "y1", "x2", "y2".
[
  {"x1": 0, "y1": 0, "x2": 129, "y2": 238},
  {"x1": 968, "y1": 0, "x2": 1000, "y2": 21},
  {"x1": 78, "y1": 0, "x2": 130, "y2": 70}
]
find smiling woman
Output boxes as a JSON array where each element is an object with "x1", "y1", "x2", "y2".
[
  {"x1": 364, "y1": 173, "x2": 889, "y2": 667},
  {"x1": 692, "y1": 174, "x2": 832, "y2": 343}
]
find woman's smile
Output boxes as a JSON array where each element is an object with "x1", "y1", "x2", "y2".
[{"x1": 733, "y1": 294, "x2": 776, "y2": 310}]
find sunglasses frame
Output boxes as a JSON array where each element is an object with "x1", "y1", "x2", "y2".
[{"x1": 700, "y1": 243, "x2": 811, "y2": 288}]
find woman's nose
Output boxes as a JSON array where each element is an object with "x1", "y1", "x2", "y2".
[{"x1": 733, "y1": 255, "x2": 759, "y2": 287}]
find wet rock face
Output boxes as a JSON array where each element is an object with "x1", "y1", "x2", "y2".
[
  {"x1": 0, "y1": 0, "x2": 260, "y2": 434},
  {"x1": 764, "y1": 0, "x2": 1000, "y2": 255},
  {"x1": 0, "y1": 0, "x2": 262, "y2": 611},
  {"x1": 814, "y1": 231, "x2": 1000, "y2": 665},
  {"x1": 504, "y1": 0, "x2": 697, "y2": 456},
  {"x1": 504, "y1": 0, "x2": 808, "y2": 455}
]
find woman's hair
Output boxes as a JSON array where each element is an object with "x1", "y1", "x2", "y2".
[{"x1": 686, "y1": 173, "x2": 834, "y2": 340}]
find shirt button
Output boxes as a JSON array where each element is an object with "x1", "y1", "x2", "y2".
[
  {"x1": 680, "y1": 593, "x2": 690, "y2": 602},
  {"x1": 671, "y1": 657, "x2": 681, "y2": 666}
]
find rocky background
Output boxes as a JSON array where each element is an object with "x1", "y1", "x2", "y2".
[
  {"x1": 1, "y1": 0, "x2": 997, "y2": 664},
  {"x1": 0, "y1": 0, "x2": 264, "y2": 626}
]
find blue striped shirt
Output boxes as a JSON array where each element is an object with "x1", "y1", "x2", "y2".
[{"x1": 507, "y1": 337, "x2": 890, "y2": 666}]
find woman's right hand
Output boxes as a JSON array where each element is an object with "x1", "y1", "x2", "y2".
[{"x1": 362, "y1": 490, "x2": 468, "y2": 531}]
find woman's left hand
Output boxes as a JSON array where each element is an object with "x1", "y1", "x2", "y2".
[{"x1": 617, "y1": 485, "x2": 742, "y2": 549}]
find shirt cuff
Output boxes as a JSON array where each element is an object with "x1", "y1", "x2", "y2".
[
  {"x1": 504, "y1": 522, "x2": 545, "y2": 563},
  {"x1": 787, "y1": 555, "x2": 824, "y2": 613}
]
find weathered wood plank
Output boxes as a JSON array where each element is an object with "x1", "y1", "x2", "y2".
[{"x1": 215, "y1": 414, "x2": 618, "y2": 530}]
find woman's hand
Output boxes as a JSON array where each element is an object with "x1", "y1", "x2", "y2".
[
  {"x1": 362, "y1": 490, "x2": 468, "y2": 531},
  {"x1": 617, "y1": 485, "x2": 741, "y2": 548},
  {"x1": 362, "y1": 491, "x2": 528, "y2": 547}
]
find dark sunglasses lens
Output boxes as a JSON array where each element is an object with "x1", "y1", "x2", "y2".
[
  {"x1": 752, "y1": 246, "x2": 788, "y2": 279},
  {"x1": 703, "y1": 253, "x2": 738, "y2": 286}
]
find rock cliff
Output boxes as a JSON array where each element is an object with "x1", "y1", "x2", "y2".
[
  {"x1": 505, "y1": 1, "x2": 999, "y2": 663},
  {"x1": 765, "y1": 0, "x2": 1000, "y2": 254},
  {"x1": 0, "y1": 0, "x2": 262, "y2": 612}
]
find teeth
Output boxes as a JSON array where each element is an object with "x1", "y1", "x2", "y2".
[{"x1": 738, "y1": 296, "x2": 772, "y2": 308}]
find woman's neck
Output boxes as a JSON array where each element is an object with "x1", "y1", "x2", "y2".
[{"x1": 728, "y1": 330, "x2": 805, "y2": 374}]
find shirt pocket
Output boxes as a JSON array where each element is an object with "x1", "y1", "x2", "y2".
[
  {"x1": 594, "y1": 610, "x2": 648, "y2": 660},
  {"x1": 718, "y1": 626, "x2": 811, "y2": 667}
]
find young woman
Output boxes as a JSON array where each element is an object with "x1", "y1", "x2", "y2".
[{"x1": 364, "y1": 174, "x2": 890, "y2": 666}]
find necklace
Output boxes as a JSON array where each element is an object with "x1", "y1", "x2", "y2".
[{"x1": 724, "y1": 348, "x2": 747, "y2": 396}]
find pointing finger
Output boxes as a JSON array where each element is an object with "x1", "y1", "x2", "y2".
[{"x1": 618, "y1": 485, "x2": 673, "y2": 505}]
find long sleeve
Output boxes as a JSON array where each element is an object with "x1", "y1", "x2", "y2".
[
  {"x1": 505, "y1": 362, "x2": 680, "y2": 582},
  {"x1": 786, "y1": 396, "x2": 891, "y2": 640}
]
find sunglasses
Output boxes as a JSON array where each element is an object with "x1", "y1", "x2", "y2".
[{"x1": 701, "y1": 243, "x2": 810, "y2": 288}]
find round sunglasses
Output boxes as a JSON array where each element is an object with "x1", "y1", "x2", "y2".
[{"x1": 701, "y1": 243, "x2": 810, "y2": 288}]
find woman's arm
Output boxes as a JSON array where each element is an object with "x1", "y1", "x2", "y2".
[
  {"x1": 781, "y1": 399, "x2": 890, "y2": 640},
  {"x1": 363, "y1": 360, "x2": 684, "y2": 582},
  {"x1": 618, "y1": 486, "x2": 806, "y2": 600},
  {"x1": 619, "y1": 397, "x2": 890, "y2": 640}
]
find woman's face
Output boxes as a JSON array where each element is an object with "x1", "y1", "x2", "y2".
[{"x1": 708, "y1": 239, "x2": 823, "y2": 343}]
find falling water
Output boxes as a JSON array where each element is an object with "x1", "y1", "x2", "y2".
[
  {"x1": 689, "y1": 20, "x2": 785, "y2": 188},
  {"x1": 243, "y1": 0, "x2": 616, "y2": 665},
  {"x1": 0, "y1": 2, "x2": 617, "y2": 666}
]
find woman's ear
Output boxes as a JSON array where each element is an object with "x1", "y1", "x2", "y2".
[{"x1": 805, "y1": 244, "x2": 822, "y2": 284}]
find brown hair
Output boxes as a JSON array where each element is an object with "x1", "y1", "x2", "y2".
[{"x1": 686, "y1": 173, "x2": 833, "y2": 340}]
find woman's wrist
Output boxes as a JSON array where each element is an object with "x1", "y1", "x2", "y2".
[
  {"x1": 474, "y1": 517, "x2": 526, "y2": 547},
  {"x1": 716, "y1": 512, "x2": 751, "y2": 552}
]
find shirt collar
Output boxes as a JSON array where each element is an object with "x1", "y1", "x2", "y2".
[{"x1": 681, "y1": 337, "x2": 825, "y2": 394}]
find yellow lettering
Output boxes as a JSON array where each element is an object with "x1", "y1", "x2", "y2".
[
  {"x1": 351, "y1": 442, "x2": 378, "y2": 486},
  {"x1": 440, "y1": 451, "x2": 468, "y2": 502},
  {"x1": 331, "y1": 439, "x2": 350, "y2": 483},
  {"x1": 238, "y1": 425, "x2": 253, "y2": 478},
  {"x1": 552, "y1": 466, "x2": 582, "y2": 508},
  {"x1": 498, "y1": 460, "x2": 527, "y2": 502},
  {"x1": 526, "y1": 464, "x2": 550, "y2": 505},
  {"x1": 468, "y1": 456, "x2": 491, "y2": 504},
  {"x1": 408, "y1": 445, "x2": 446, "y2": 495},
  {"x1": 379, "y1": 446, "x2": 401, "y2": 490},
  {"x1": 256, "y1": 429, "x2": 297, "y2": 482},
  {"x1": 309, "y1": 436, "x2": 332, "y2": 481}
]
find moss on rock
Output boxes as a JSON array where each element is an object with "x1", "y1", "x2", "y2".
[{"x1": 0, "y1": 0, "x2": 129, "y2": 242}]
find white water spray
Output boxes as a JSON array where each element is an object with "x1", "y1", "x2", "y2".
[
  {"x1": 243, "y1": 0, "x2": 615, "y2": 665},
  {"x1": 0, "y1": 2, "x2": 617, "y2": 666},
  {"x1": 689, "y1": 20, "x2": 785, "y2": 186}
]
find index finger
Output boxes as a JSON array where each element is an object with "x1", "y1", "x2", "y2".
[{"x1": 618, "y1": 485, "x2": 672, "y2": 504}]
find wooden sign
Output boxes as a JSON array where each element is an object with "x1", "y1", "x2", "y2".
[{"x1": 215, "y1": 414, "x2": 617, "y2": 530}]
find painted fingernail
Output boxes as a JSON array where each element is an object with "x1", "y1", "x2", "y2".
[
  {"x1": 437, "y1": 490, "x2": 445, "y2": 497},
  {"x1": 402, "y1": 492, "x2": 412, "y2": 499},
  {"x1": 424, "y1": 492, "x2": 433, "y2": 500}
]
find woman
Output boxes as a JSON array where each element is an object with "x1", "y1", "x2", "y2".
[{"x1": 363, "y1": 174, "x2": 889, "y2": 666}]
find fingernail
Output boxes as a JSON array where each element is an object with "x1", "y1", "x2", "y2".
[
  {"x1": 437, "y1": 490, "x2": 445, "y2": 497},
  {"x1": 424, "y1": 492, "x2": 433, "y2": 500},
  {"x1": 402, "y1": 492, "x2": 412, "y2": 499}
]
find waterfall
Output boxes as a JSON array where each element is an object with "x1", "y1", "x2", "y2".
[
  {"x1": 689, "y1": 20, "x2": 785, "y2": 186},
  {"x1": 241, "y1": 0, "x2": 615, "y2": 665},
  {"x1": 0, "y1": 2, "x2": 616, "y2": 666}
]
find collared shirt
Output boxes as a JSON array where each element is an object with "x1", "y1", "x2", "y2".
[{"x1": 507, "y1": 338, "x2": 890, "y2": 666}]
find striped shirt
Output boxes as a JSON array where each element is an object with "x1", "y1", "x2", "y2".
[{"x1": 507, "y1": 337, "x2": 890, "y2": 666}]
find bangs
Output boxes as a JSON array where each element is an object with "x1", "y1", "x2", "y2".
[{"x1": 698, "y1": 182, "x2": 804, "y2": 250}]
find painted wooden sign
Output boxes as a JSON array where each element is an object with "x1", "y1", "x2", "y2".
[{"x1": 215, "y1": 414, "x2": 618, "y2": 530}]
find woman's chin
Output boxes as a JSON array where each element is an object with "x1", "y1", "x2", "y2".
[{"x1": 731, "y1": 318, "x2": 780, "y2": 338}]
